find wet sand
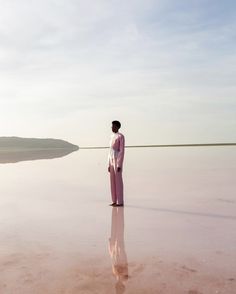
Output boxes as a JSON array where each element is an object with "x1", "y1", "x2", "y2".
[{"x1": 0, "y1": 147, "x2": 235, "y2": 293}]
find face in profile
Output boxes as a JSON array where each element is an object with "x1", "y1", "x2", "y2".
[{"x1": 112, "y1": 124, "x2": 119, "y2": 133}]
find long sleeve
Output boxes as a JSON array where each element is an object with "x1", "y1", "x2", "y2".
[{"x1": 117, "y1": 134, "x2": 125, "y2": 168}]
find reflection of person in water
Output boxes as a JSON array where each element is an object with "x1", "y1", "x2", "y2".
[{"x1": 109, "y1": 207, "x2": 128, "y2": 294}]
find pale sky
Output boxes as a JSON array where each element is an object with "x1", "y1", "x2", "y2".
[{"x1": 0, "y1": 0, "x2": 235, "y2": 146}]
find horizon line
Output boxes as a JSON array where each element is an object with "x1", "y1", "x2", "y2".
[{"x1": 79, "y1": 143, "x2": 236, "y2": 149}]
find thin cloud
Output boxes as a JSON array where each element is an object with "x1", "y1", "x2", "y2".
[{"x1": 0, "y1": 0, "x2": 235, "y2": 142}]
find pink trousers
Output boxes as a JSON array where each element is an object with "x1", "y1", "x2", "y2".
[{"x1": 109, "y1": 165, "x2": 124, "y2": 205}]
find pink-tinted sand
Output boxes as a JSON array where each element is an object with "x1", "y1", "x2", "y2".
[{"x1": 0, "y1": 147, "x2": 235, "y2": 293}]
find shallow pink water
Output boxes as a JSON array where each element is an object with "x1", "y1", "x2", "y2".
[{"x1": 0, "y1": 147, "x2": 235, "y2": 293}]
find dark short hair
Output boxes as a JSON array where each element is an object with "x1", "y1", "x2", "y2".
[{"x1": 112, "y1": 120, "x2": 121, "y2": 129}]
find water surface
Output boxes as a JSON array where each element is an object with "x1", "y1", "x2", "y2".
[{"x1": 0, "y1": 147, "x2": 235, "y2": 293}]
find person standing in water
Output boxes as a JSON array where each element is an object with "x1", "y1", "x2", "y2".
[{"x1": 108, "y1": 121, "x2": 125, "y2": 207}]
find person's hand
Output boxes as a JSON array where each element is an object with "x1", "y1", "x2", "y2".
[
  {"x1": 108, "y1": 166, "x2": 110, "y2": 172},
  {"x1": 117, "y1": 167, "x2": 122, "y2": 172}
]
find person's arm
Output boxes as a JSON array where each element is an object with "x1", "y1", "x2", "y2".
[
  {"x1": 108, "y1": 145, "x2": 111, "y2": 172},
  {"x1": 117, "y1": 135, "x2": 125, "y2": 172}
]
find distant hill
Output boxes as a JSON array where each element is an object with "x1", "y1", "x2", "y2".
[
  {"x1": 0, "y1": 137, "x2": 79, "y2": 163},
  {"x1": 0, "y1": 137, "x2": 79, "y2": 150}
]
